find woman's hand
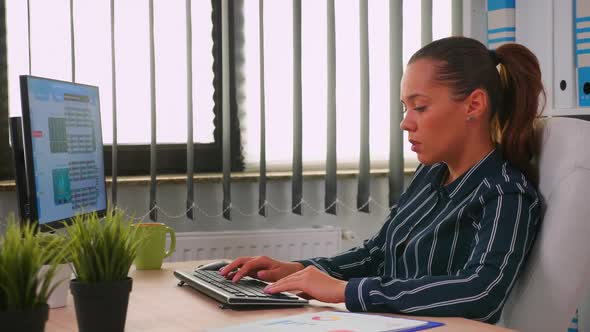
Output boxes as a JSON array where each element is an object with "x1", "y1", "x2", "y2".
[
  {"x1": 219, "y1": 256, "x2": 304, "y2": 283},
  {"x1": 264, "y1": 266, "x2": 347, "y2": 303}
]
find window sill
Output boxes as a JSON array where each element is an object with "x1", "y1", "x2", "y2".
[{"x1": 0, "y1": 167, "x2": 415, "y2": 192}]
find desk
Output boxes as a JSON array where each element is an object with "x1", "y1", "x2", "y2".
[{"x1": 46, "y1": 261, "x2": 515, "y2": 332}]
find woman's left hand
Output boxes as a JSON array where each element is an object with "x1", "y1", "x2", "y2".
[{"x1": 263, "y1": 266, "x2": 347, "y2": 303}]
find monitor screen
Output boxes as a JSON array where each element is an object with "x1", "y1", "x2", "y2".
[{"x1": 19, "y1": 75, "x2": 107, "y2": 230}]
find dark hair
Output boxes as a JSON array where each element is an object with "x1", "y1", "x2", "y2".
[{"x1": 409, "y1": 36, "x2": 545, "y2": 184}]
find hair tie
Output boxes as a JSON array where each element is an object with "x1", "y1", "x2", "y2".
[{"x1": 489, "y1": 49, "x2": 500, "y2": 66}]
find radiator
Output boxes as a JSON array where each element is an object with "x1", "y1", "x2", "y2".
[{"x1": 165, "y1": 226, "x2": 341, "y2": 262}]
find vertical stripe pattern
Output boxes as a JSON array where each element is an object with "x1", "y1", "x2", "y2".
[
  {"x1": 325, "y1": 0, "x2": 337, "y2": 215},
  {"x1": 27, "y1": 0, "x2": 31, "y2": 75},
  {"x1": 292, "y1": 0, "x2": 303, "y2": 215},
  {"x1": 452, "y1": 0, "x2": 463, "y2": 36},
  {"x1": 221, "y1": 0, "x2": 231, "y2": 220},
  {"x1": 69, "y1": 0, "x2": 75, "y2": 82},
  {"x1": 421, "y1": 0, "x2": 433, "y2": 46},
  {"x1": 258, "y1": 0, "x2": 267, "y2": 217},
  {"x1": 357, "y1": 0, "x2": 370, "y2": 213},
  {"x1": 389, "y1": 0, "x2": 404, "y2": 208},
  {"x1": 148, "y1": 0, "x2": 157, "y2": 221},
  {"x1": 186, "y1": 0, "x2": 195, "y2": 220},
  {"x1": 297, "y1": 149, "x2": 540, "y2": 324},
  {"x1": 45, "y1": 1, "x2": 466, "y2": 222},
  {"x1": 110, "y1": 0, "x2": 118, "y2": 206}
]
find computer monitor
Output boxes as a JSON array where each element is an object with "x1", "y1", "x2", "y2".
[{"x1": 12, "y1": 75, "x2": 107, "y2": 231}]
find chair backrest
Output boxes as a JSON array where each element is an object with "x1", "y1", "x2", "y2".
[{"x1": 501, "y1": 117, "x2": 590, "y2": 331}]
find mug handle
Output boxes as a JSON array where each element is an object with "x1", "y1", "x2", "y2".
[{"x1": 163, "y1": 226, "x2": 176, "y2": 259}]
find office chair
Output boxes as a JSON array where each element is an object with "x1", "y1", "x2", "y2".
[{"x1": 501, "y1": 117, "x2": 590, "y2": 331}]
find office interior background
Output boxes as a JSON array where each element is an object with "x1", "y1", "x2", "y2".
[{"x1": 0, "y1": 0, "x2": 588, "y2": 330}]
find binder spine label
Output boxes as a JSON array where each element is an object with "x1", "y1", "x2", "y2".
[
  {"x1": 553, "y1": 0, "x2": 575, "y2": 110},
  {"x1": 577, "y1": 67, "x2": 590, "y2": 106},
  {"x1": 575, "y1": 0, "x2": 590, "y2": 106},
  {"x1": 487, "y1": 0, "x2": 516, "y2": 49}
]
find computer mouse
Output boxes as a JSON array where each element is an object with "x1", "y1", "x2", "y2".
[{"x1": 196, "y1": 260, "x2": 231, "y2": 271}]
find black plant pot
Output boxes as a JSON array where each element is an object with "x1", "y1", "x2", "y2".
[
  {"x1": 0, "y1": 303, "x2": 49, "y2": 332},
  {"x1": 70, "y1": 277, "x2": 133, "y2": 332}
]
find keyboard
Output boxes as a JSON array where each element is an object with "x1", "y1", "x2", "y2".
[{"x1": 174, "y1": 269, "x2": 309, "y2": 307}]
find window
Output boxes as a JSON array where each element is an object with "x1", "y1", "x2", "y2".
[
  {"x1": 0, "y1": 0, "x2": 454, "y2": 180},
  {"x1": 240, "y1": 0, "x2": 452, "y2": 171},
  {"x1": 2, "y1": 0, "x2": 243, "y2": 178}
]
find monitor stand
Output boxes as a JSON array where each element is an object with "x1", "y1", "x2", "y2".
[{"x1": 9, "y1": 116, "x2": 30, "y2": 221}]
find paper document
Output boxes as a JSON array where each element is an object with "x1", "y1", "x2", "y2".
[{"x1": 206, "y1": 311, "x2": 443, "y2": 332}]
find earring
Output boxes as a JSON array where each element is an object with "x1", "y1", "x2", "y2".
[{"x1": 467, "y1": 115, "x2": 475, "y2": 121}]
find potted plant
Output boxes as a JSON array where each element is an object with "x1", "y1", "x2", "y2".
[
  {"x1": 36, "y1": 231, "x2": 72, "y2": 308},
  {"x1": 63, "y1": 208, "x2": 144, "y2": 332},
  {"x1": 0, "y1": 215, "x2": 63, "y2": 332}
]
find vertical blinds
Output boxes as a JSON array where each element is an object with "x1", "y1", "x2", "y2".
[
  {"x1": 109, "y1": 0, "x2": 118, "y2": 206},
  {"x1": 27, "y1": 0, "x2": 32, "y2": 75},
  {"x1": 389, "y1": 0, "x2": 404, "y2": 208},
  {"x1": 421, "y1": 0, "x2": 433, "y2": 46},
  {"x1": 221, "y1": 0, "x2": 232, "y2": 220},
  {"x1": 258, "y1": 0, "x2": 267, "y2": 217},
  {"x1": 185, "y1": 0, "x2": 195, "y2": 220},
  {"x1": 292, "y1": 0, "x2": 303, "y2": 215},
  {"x1": 69, "y1": 0, "x2": 75, "y2": 83},
  {"x1": 148, "y1": 0, "x2": 157, "y2": 221},
  {"x1": 357, "y1": 0, "x2": 370, "y2": 213},
  {"x1": 26, "y1": 0, "x2": 463, "y2": 221},
  {"x1": 325, "y1": 0, "x2": 337, "y2": 215},
  {"x1": 452, "y1": 0, "x2": 463, "y2": 36}
]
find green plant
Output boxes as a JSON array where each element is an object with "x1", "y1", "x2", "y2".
[
  {"x1": 64, "y1": 209, "x2": 144, "y2": 283},
  {"x1": 36, "y1": 231, "x2": 71, "y2": 264},
  {"x1": 0, "y1": 215, "x2": 62, "y2": 310}
]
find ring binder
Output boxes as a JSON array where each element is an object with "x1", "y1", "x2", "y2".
[
  {"x1": 487, "y1": 0, "x2": 516, "y2": 50},
  {"x1": 554, "y1": 0, "x2": 576, "y2": 109},
  {"x1": 575, "y1": 0, "x2": 590, "y2": 106}
]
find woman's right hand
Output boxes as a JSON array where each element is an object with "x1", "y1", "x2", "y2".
[{"x1": 219, "y1": 256, "x2": 305, "y2": 283}]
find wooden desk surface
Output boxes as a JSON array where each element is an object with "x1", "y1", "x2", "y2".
[{"x1": 46, "y1": 261, "x2": 515, "y2": 332}]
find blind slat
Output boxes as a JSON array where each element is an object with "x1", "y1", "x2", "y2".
[
  {"x1": 27, "y1": 0, "x2": 31, "y2": 74},
  {"x1": 325, "y1": 0, "x2": 337, "y2": 215},
  {"x1": 110, "y1": 0, "x2": 118, "y2": 206},
  {"x1": 186, "y1": 0, "x2": 195, "y2": 219},
  {"x1": 70, "y1": 0, "x2": 75, "y2": 82},
  {"x1": 149, "y1": 0, "x2": 157, "y2": 221},
  {"x1": 389, "y1": 0, "x2": 404, "y2": 207},
  {"x1": 258, "y1": 0, "x2": 267, "y2": 217},
  {"x1": 222, "y1": 0, "x2": 231, "y2": 220},
  {"x1": 421, "y1": 0, "x2": 432, "y2": 45},
  {"x1": 357, "y1": 0, "x2": 370, "y2": 213},
  {"x1": 292, "y1": 0, "x2": 303, "y2": 215},
  {"x1": 452, "y1": 0, "x2": 463, "y2": 36}
]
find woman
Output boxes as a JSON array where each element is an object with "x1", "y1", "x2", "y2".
[{"x1": 220, "y1": 36, "x2": 544, "y2": 324}]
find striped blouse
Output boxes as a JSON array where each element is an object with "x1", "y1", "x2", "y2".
[{"x1": 298, "y1": 149, "x2": 540, "y2": 324}]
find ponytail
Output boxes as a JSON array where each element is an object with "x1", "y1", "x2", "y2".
[{"x1": 494, "y1": 44, "x2": 545, "y2": 184}]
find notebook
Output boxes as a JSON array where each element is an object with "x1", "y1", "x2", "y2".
[{"x1": 205, "y1": 310, "x2": 444, "y2": 332}]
